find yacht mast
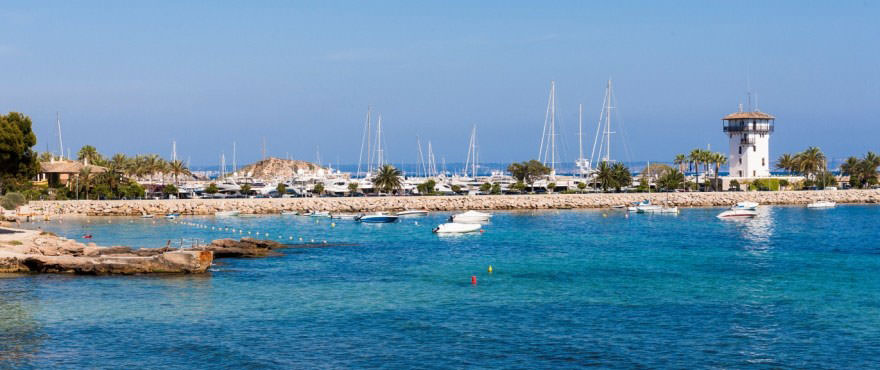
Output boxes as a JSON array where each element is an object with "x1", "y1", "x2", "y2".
[
  {"x1": 538, "y1": 80, "x2": 557, "y2": 172},
  {"x1": 56, "y1": 112, "x2": 64, "y2": 160},
  {"x1": 374, "y1": 114, "x2": 383, "y2": 168},
  {"x1": 357, "y1": 107, "x2": 372, "y2": 177},
  {"x1": 578, "y1": 103, "x2": 583, "y2": 162}
]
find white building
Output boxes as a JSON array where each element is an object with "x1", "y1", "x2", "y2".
[{"x1": 723, "y1": 107, "x2": 775, "y2": 178}]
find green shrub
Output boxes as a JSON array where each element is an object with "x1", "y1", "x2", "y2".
[
  {"x1": 751, "y1": 178, "x2": 780, "y2": 191},
  {"x1": 0, "y1": 192, "x2": 27, "y2": 210}
]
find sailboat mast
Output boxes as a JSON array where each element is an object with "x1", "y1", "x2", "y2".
[
  {"x1": 550, "y1": 82, "x2": 556, "y2": 172},
  {"x1": 375, "y1": 115, "x2": 383, "y2": 168},
  {"x1": 56, "y1": 112, "x2": 64, "y2": 160},
  {"x1": 578, "y1": 103, "x2": 583, "y2": 162},
  {"x1": 607, "y1": 80, "x2": 613, "y2": 162},
  {"x1": 416, "y1": 137, "x2": 426, "y2": 178},
  {"x1": 232, "y1": 141, "x2": 236, "y2": 173}
]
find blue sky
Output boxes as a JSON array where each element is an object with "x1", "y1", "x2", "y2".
[{"x1": 1, "y1": 1, "x2": 878, "y2": 166}]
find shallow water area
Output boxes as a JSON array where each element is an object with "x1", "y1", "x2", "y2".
[{"x1": 3, "y1": 206, "x2": 880, "y2": 368}]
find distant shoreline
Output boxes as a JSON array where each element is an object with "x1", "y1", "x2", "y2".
[{"x1": 19, "y1": 190, "x2": 880, "y2": 217}]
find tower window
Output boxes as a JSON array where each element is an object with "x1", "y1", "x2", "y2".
[
  {"x1": 738, "y1": 158, "x2": 742, "y2": 165},
  {"x1": 753, "y1": 170, "x2": 756, "y2": 177},
  {"x1": 738, "y1": 170, "x2": 742, "y2": 177},
  {"x1": 739, "y1": 146, "x2": 742, "y2": 154},
  {"x1": 753, "y1": 146, "x2": 756, "y2": 152},
  {"x1": 762, "y1": 158, "x2": 765, "y2": 166}
]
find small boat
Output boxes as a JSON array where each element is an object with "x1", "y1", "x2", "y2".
[
  {"x1": 331, "y1": 213, "x2": 361, "y2": 220},
  {"x1": 309, "y1": 211, "x2": 331, "y2": 218},
  {"x1": 732, "y1": 201, "x2": 759, "y2": 210},
  {"x1": 164, "y1": 214, "x2": 178, "y2": 220},
  {"x1": 396, "y1": 210, "x2": 428, "y2": 217},
  {"x1": 433, "y1": 222, "x2": 482, "y2": 234},
  {"x1": 140, "y1": 213, "x2": 154, "y2": 219},
  {"x1": 636, "y1": 204, "x2": 662, "y2": 213},
  {"x1": 659, "y1": 206, "x2": 679, "y2": 214},
  {"x1": 807, "y1": 201, "x2": 836, "y2": 209},
  {"x1": 280, "y1": 211, "x2": 298, "y2": 216},
  {"x1": 450, "y1": 210, "x2": 492, "y2": 224},
  {"x1": 611, "y1": 205, "x2": 627, "y2": 209},
  {"x1": 214, "y1": 210, "x2": 240, "y2": 217},
  {"x1": 716, "y1": 209, "x2": 758, "y2": 219},
  {"x1": 358, "y1": 212, "x2": 399, "y2": 223},
  {"x1": 627, "y1": 199, "x2": 652, "y2": 212}
]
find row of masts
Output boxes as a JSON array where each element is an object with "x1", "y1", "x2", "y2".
[{"x1": 540, "y1": 79, "x2": 619, "y2": 176}]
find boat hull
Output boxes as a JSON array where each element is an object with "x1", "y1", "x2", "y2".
[
  {"x1": 358, "y1": 215, "x2": 399, "y2": 223},
  {"x1": 433, "y1": 223, "x2": 481, "y2": 234}
]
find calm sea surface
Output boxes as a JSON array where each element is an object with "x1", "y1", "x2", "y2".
[{"x1": 2, "y1": 206, "x2": 880, "y2": 368}]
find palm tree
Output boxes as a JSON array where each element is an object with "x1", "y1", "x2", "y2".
[
  {"x1": 841, "y1": 156, "x2": 861, "y2": 187},
  {"x1": 77, "y1": 145, "x2": 102, "y2": 165},
  {"x1": 712, "y1": 152, "x2": 727, "y2": 191},
  {"x1": 611, "y1": 162, "x2": 631, "y2": 192},
  {"x1": 168, "y1": 160, "x2": 190, "y2": 184},
  {"x1": 657, "y1": 169, "x2": 685, "y2": 191},
  {"x1": 78, "y1": 167, "x2": 92, "y2": 199},
  {"x1": 795, "y1": 146, "x2": 826, "y2": 180},
  {"x1": 673, "y1": 154, "x2": 687, "y2": 174},
  {"x1": 373, "y1": 164, "x2": 402, "y2": 194},
  {"x1": 594, "y1": 161, "x2": 616, "y2": 192},
  {"x1": 861, "y1": 151, "x2": 880, "y2": 187},
  {"x1": 776, "y1": 153, "x2": 795, "y2": 174},
  {"x1": 689, "y1": 149, "x2": 704, "y2": 188}
]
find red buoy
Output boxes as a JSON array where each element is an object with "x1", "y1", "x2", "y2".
[{"x1": 471, "y1": 276, "x2": 477, "y2": 285}]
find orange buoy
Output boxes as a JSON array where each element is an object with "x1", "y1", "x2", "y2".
[{"x1": 471, "y1": 276, "x2": 477, "y2": 285}]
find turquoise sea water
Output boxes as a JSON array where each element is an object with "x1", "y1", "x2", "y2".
[{"x1": 2, "y1": 206, "x2": 880, "y2": 368}]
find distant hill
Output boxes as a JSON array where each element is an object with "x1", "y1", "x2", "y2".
[{"x1": 236, "y1": 157, "x2": 324, "y2": 178}]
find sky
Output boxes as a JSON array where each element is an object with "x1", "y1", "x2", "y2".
[{"x1": 1, "y1": 1, "x2": 878, "y2": 167}]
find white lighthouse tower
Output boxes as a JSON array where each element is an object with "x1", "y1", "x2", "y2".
[{"x1": 723, "y1": 105, "x2": 775, "y2": 178}]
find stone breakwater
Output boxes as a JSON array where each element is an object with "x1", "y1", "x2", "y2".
[{"x1": 26, "y1": 190, "x2": 880, "y2": 217}]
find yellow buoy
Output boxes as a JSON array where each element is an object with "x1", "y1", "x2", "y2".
[
  {"x1": 331, "y1": 223, "x2": 336, "y2": 227},
  {"x1": 488, "y1": 265, "x2": 493, "y2": 273}
]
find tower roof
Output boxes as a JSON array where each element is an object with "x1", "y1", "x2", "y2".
[{"x1": 722, "y1": 111, "x2": 775, "y2": 120}]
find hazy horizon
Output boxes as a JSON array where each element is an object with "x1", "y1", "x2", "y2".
[{"x1": 2, "y1": 1, "x2": 878, "y2": 167}]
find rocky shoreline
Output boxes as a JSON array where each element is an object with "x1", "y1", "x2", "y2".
[
  {"x1": 22, "y1": 190, "x2": 880, "y2": 217},
  {"x1": 0, "y1": 228, "x2": 299, "y2": 275}
]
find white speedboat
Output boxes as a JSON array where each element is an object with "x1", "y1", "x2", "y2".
[
  {"x1": 140, "y1": 213, "x2": 154, "y2": 219},
  {"x1": 433, "y1": 222, "x2": 482, "y2": 234},
  {"x1": 636, "y1": 204, "x2": 663, "y2": 213},
  {"x1": 732, "y1": 201, "x2": 759, "y2": 210},
  {"x1": 716, "y1": 209, "x2": 758, "y2": 219},
  {"x1": 357, "y1": 212, "x2": 399, "y2": 223},
  {"x1": 214, "y1": 210, "x2": 240, "y2": 217},
  {"x1": 280, "y1": 211, "x2": 298, "y2": 216},
  {"x1": 450, "y1": 210, "x2": 492, "y2": 224},
  {"x1": 807, "y1": 201, "x2": 836, "y2": 209},
  {"x1": 309, "y1": 211, "x2": 331, "y2": 218},
  {"x1": 396, "y1": 210, "x2": 428, "y2": 217},
  {"x1": 164, "y1": 214, "x2": 178, "y2": 220}
]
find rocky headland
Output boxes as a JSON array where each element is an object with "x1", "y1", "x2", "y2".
[{"x1": 0, "y1": 228, "x2": 299, "y2": 275}]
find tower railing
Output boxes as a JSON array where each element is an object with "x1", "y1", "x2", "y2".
[{"x1": 723, "y1": 121, "x2": 774, "y2": 133}]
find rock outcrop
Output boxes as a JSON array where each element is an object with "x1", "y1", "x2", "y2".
[{"x1": 0, "y1": 229, "x2": 212, "y2": 275}]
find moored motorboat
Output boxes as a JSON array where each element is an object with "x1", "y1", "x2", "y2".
[
  {"x1": 214, "y1": 210, "x2": 240, "y2": 217},
  {"x1": 732, "y1": 201, "x2": 759, "y2": 210},
  {"x1": 433, "y1": 222, "x2": 482, "y2": 234},
  {"x1": 164, "y1": 214, "x2": 178, "y2": 220},
  {"x1": 807, "y1": 201, "x2": 836, "y2": 209},
  {"x1": 636, "y1": 204, "x2": 662, "y2": 213},
  {"x1": 450, "y1": 210, "x2": 492, "y2": 224},
  {"x1": 716, "y1": 209, "x2": 758, "y2": 219},
  {"x1": 280, "y1": 211, "x2": 298, "y2": 216},
  {"x1": 627, "y1": 199, "x2": 652, "y2": 212},
  {"x1": 140, "y1": 213, "x2": 154, "y2": 219},
  {"x1": 357, "y1": 213, "x2": 399, "y2": 223},
  {"x1": 309, "y1": 211, "x2": 331, "y2": 218},
  {"x1": 396, "y1": 210, "x2": 429, "y2": 217}
]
